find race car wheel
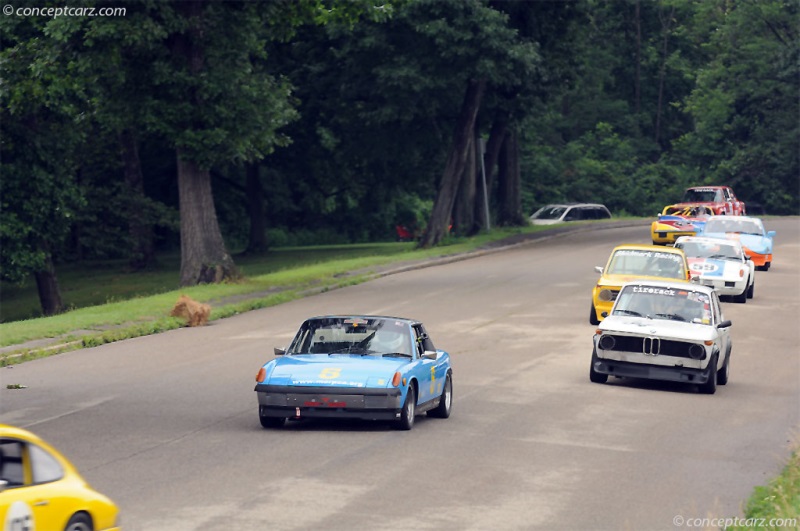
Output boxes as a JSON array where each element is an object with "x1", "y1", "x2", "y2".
[
  {"x1": 65, "y1": 512, "x2": 93, "y2": 531},
  {"x1": 259, "y1": 414, "x2": 286, "y2": 429},
  {"x1": 589, "y1": 303, "x2": 600, "y2": 326},
  {"x1": 428, "y1": 372, "x2": 452, "y2": 419},
  {"x1": 733, "y1": 288, "x2": 747, "y2": 304},
  {"x1": 396, "y1": 386, "x2": 416, "y2": 430},
  {"x1": 717, "y1": 350, "x2": 730, "y2": 386},
  {"x1": 699, "y1": 356, "x2": 717, "y2": 395},
  {"x1": 747, "y1": 280, "x2": 755, "y2": 299},
  {"x1": 589, "y1": 351, "x2": 608, "y2": 384}
]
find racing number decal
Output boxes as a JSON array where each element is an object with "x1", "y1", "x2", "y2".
[
  {"x1": 430, "y1": 366, "x2": 436, "y2": 394},
  {"x1": 319, "y1": 368, "x2": 341, "y2": 379},
  {"x1": 4, "y1": 501, "x2": 34, "y2": 531}
]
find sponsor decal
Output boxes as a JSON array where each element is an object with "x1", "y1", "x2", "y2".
[
  {"x1": 632, "y1": 286, "x2": 676, "y2": 296},
  {"x1": 690, "y1": 262, "x2": 719, "y2": 273},
  {"x1": 615, "y1": 250, "x2": 683, "y2": 263},
  {"x1": 292, "y1": 379, "x2": 365, "y2": 387}
]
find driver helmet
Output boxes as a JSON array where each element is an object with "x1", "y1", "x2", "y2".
[{"x1": 373, "y1": 330, "x2": 406, "y2": 353}]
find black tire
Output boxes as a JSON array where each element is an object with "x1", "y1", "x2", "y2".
[
  {"x1": 259, "y1": 414, "x2": 286, "y2": 429},
  {"x1": 65, "y1": 513, "x2": 93, "y2": 531},
  {"x1": 717, "y1": 350, "x2": 730, "y2": 386},
  {"x1": 589, "y1": 351, "x2": 608, "y2": 384},
  {"x1": 589, "y1": 303, "x2": 600, "y2": 325},
  {"x1": 396, "y1": 385, "x2": 416, "y2": 430},
  {"x1": 427, "y1": 372, "x2": 452, "y2": 419},
  {"x1": 764, "y1": 261, "x2": 771, "y2": 271},
  {"x1": 747, "y1": 279, "x2": 754, "y2": 299},
  {"x1": 733, "y1": 287, "x2": 747, "y2": 303},
  {"x1": 699, "y1": 356, "x2": 718, "y2": 394}
]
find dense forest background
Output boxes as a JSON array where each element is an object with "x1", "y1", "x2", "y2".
[{"x1": 2, "y1": 0, "x2": 798, "y2": 316}]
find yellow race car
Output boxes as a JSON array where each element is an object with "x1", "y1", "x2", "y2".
[
  {"x1": 0, "y1": 424, "x2": 120, "y2": 531},
  {"x1": 650, "y1": 204, "x2": 713, "y2": 245},
  {"x1": 590, "y1": 244, "x2": 694, "y2": 325}
]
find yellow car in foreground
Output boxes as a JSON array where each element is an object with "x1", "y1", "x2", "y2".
[
  {"x1": 0, "y1": 424, "x2": 120, "y2": 531},
  {"x1": 590, "y1": 244, "x2": 693, "y2": 324}
]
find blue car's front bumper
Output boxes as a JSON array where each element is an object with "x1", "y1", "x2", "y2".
[{"x1": 255, "y1": 384, "x2": 403, "y2": 421}]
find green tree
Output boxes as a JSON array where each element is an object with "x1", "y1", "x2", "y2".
[
  {"x1": 0, "y1": 12, "x2": 90, "y2": 315},
  {"x1": 675, "y1": 0, "x2": 799, "y2": 214}
]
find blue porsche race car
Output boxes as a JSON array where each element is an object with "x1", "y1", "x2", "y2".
[
  {"x1": 700, "y1": 215, "x2": 776, "y2": 271},
  {"x1": 254, "y1": 315, "x2": 453, "y2": 430}
]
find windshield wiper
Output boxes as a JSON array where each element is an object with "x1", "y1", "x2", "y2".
[
  {"x1": 654, "y1": 313, "x2": 687, "y2": 322},
  {"x1": 328, "y1": 346, "x2": 370, "y2": 355},
  {"x1": 381, "y1": 352, "x2": 413, "y2": 358},
  {"x1": 614, "y1": 309, "x2": 642, "y2": 317}
]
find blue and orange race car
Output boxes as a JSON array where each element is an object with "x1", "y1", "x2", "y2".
[
  {"x1": 255, "y1": 316, "x2": 453, "y2": 430},
  {"x1": 701, "y1": 216, "x2": 776, "y2": 271},
  {"x1": 650, "y1": 204, "x2": 714, "y2": 245}
]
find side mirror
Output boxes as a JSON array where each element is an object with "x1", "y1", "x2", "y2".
[
  {"x1": 274, "y1": 347, "x2": 286, "y2": 356},
  {"x1": 422, "y1": 350, "x2": 438, "y2": 360},
  {"x1": 594, "y1": 266, "x2": 603, "y2": 274},
  {"x1": 717, "y1": 320, "x2": 732, "y2": 329},
  {"x1": 767, "y1": 231, "x2": 776, "y2": 238}
]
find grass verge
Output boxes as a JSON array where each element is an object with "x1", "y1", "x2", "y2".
[
  {"x1": 0, "y1": 224, "x2": 564, "y2": 359},
  {"x1": 728, "y1": 448, "x2": 799, "y2": 530}
]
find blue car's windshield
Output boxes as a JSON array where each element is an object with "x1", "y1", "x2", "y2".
[
  {"x1": 287, "y1": 317, "x2": 413, "y2": 357},
  {"x1": 704, "y1": 219, "x2": 762, "y2": 236}
]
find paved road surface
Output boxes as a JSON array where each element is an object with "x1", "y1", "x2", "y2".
[{"x1": 1, "y1": 219, "x2": 798, "y2": 531}]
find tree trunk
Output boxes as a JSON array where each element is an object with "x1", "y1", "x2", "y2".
[
  {"x1": 453, "y1": 134, "x2": 477, "y2": 236},
  {"x1": 120, "y1": 129, "x2": 155, "y2": 270},
  {"x1": 483, "y1": 115, "x2": 508, "y2": 195},
  {"x1": 245, "y1": 163, "x2": 268, "y2": 254},
  {"x1": 34, "y1": 245, "x2": 63, "y2": 316},
  {"x1": 419, "y1": 79, "x2": 486, "y2": 248},
  {"x1": 496, "y1": 130, "x2": 524, "y2": 226},
  {"x1": 476, "y1": 114, "x2": 509, "y2": 230},
  {"x1": 177, "y1": 150, "x2": 239, "y2": 286}
]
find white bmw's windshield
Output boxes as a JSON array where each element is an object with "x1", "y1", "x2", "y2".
[{"x1": 613, "y1": 286, "x2": 711, "y2": 324}]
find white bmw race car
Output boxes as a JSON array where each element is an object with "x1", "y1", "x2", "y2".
[
  {"x1": 590, "y1": 280, "x2": 733, "y2": 394},
  {"x1": 674, "y1": 236, "x2": 755, "y2": 303}
]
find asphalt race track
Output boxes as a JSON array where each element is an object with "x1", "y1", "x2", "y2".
[{"x1": 1, "y1": 219, "x2": 798, "y2": 531}]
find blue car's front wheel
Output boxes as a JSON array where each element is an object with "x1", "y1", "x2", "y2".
[{"x1": 396, "y1": 386, "x2": 416, "y2": 430}]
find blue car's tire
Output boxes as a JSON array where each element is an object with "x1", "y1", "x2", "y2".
[
  {"x1": 396, "y1": 386, "x2": 416, "y2": 430},
  {"x1": 428, "y1": 372, "x2": 452, "y2": 419}
]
